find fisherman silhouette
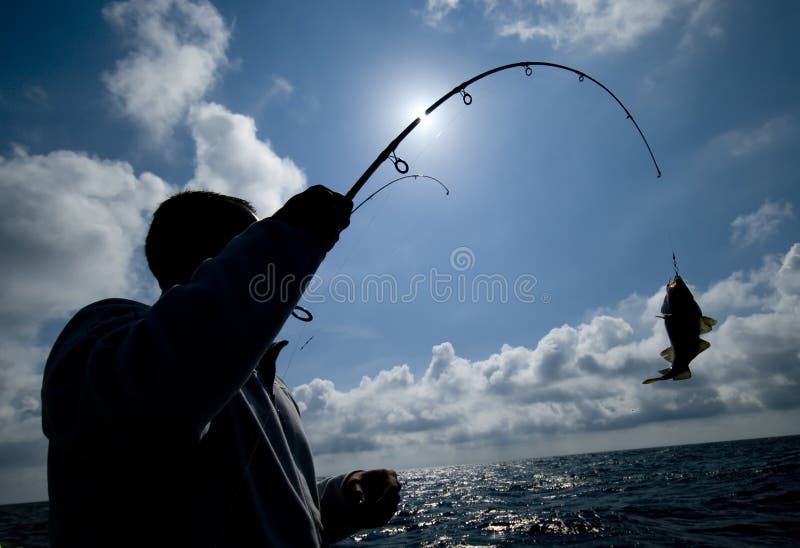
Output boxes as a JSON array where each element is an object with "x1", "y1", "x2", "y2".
[{"x1": 41, "y1": 185, "x2": 400, "y2": 547}]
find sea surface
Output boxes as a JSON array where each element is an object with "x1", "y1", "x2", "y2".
[{"x1": 2, "y1": 435, "x2": 798, "y2": 547}]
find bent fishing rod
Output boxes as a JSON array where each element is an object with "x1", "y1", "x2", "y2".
[{"x1": 346, "y1": 61, "x2": 661, "y2": 202}]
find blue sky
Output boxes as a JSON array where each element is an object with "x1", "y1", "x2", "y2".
[{"x1": 1, "y1": 0, "x2": 799, "y2": 503}]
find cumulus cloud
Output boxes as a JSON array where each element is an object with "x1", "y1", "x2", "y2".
[
  {"x1": 482, "y1": 0, "x2": 714, "y2": 54},
  {"x1": 294, "y1": 243, "x2": 800, "y2": 461},
  {"x1": 102, "y1": 1, "x2": 306, "y2": 213},
  {"x1": 731, "y1": 200, "x2": 794, "y2": 247},
  {"x1": 102, "y1": 0, "x2": 230, "y2": 140},
  {"x1": 0, "y1": 99, "x2": 307, "y2": 501},
  {"x1": 0, "y1": 147, "x2": 169, "y2": 491},
  {"x1": 186, "y1": 102, "x2": 306, "y2": 216},
  {"x1": 422, "y1": 0, "x2": 460, "y2": 27}
]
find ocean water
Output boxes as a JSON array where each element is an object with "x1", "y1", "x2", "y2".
[{"x1": 2, "y1": 436, "x2": 798, "y2": 547}]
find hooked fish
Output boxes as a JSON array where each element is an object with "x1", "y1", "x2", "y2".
[{"x1": 643, "y1": 275, "x2": 716, "y2": 384}]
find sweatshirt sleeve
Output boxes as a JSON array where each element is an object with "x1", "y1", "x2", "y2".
[
  {"x1": 42, "y1": 218, "x2": 325, "y2": 457},
  {"x1": 317, "y1": 472, "x2": 362, "y2": 544}
]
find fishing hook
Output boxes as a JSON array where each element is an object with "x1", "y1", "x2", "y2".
[
  {"x1": 346, "y1": 61, "x2": 662, "y2": 202},
  {"x1": 352, "y1": 174, "x2": 450, "y2": 214}
]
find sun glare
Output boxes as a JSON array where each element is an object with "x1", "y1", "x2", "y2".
[{"x1": 413, "y1": 104, "x2": 429, "y2": 125}]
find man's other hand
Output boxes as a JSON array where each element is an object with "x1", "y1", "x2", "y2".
[
  {"x1": 272, "y1": 185, "x2": 352, "y2": 252},
  {"x1": 343, "y1": 469, "x2": 401, "y2": 529}
]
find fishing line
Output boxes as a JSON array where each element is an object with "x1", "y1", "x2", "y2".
[
  {"x1": 223, "y1": 62, "x2": 664, "y2": 539},
  {"x1": 280, "y1": 173, "x2": 447, "y2": 380},
  {"x1": 284, "y1": 61, "x2": 663, "y2": 389},
  {"x1": 284, "y1": 61, "x2": 663, "y2": 374},
  {"x1": 352, "y1": 174, "x2": 450, "y2": 213},
  {"x1": 299, "y1": 336, "x2": 314, "y2": 351},
  {"x1": 279, "y1": 201, "x2": 385, "y2": 380}
]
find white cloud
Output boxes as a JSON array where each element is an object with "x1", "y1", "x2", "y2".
[
  {"x1": 295, "y1": 243, "x2": 800, "y2": 465},
  {"x1": 479, "y1": 0, "x2": 718, "y2": 54},
  {"x1": 423, "y1": 0, "x2": 460, "y2": 27},
  {"x1": 0, "y1": 147, "x2": 169, "y2": 502},
  {"x1": 731, "y1": 200, "x2": 794, "y2": 247},
  {"x1": 251, "y1": 76, "x2": 296, "y2": 118},
  {"x1": 0, "y1": 148, "x2": 169, "y2": 330},
  {"x1": 678, "y1": 0, "x2": 723, "y2": 51},
  {"x1": 0, "y1": 99, "x2": 309, "y2": 498},
  {"x1": 101, "y1": 1, "x2": 307, "y2": 215},
  {"x1": 712, "y1": 115, "x2": 796, "y2": 158},
  {"x1": 267, "y1": 76, "x2": 294, "y2": 100},
  {"x1": 102, "y1": 0, "x2": 230, "y2": 140},
  {"x1": 701, "y1": 259, "x2": 777, "y2": 313},
  {"x1": 186, "y1": 102, "x2": 307, "y2": 216},
  {"x1": 494, "y1": 0, "x2": 673, "y2": 52}
]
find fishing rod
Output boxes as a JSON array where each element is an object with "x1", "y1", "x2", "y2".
[{"x1": 346, "y1": 61, "x2": 661, "y2": 202}]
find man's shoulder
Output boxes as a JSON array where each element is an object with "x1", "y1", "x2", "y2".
[
  {"x1": 50, "y1": 298, "x2": 149, "y2": 352},
  {"x1": 79, "y1": 297, "x2": 149, "y2": 315},
  {"x1": 44, "y1": 298, "x2": 151, "y2": 382},
  {"x1": 71, "y1": 298, "x2": 149, "y2": 328}
]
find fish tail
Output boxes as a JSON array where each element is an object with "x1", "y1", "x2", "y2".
[{"x1": 642, "y1": 377, "x2": 663, "y2": 384}]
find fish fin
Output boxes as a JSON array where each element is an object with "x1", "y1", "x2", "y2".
[
  {"x1": 674, "y1": 369, "x2": 692, "y2": 381},
  {"x1": 660, "y1": 347, "x2": 675, "y2": 363},
  {"x1": 697, "y1": 339, "x2": 711, "y2": 354},
  {"x1": 643, "y1": 377, "x2": 663, "y2": 384},
  {"x1": 699, "y1": 316, "x2": 717, "y2": 334},
  {"x1": 659, "y1": 367, "x2": 672, "y2": 375},
  {"x1": 661, "y1": 295, "x2": 671, "y2": 315}
]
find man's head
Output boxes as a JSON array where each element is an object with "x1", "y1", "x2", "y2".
[{"x1": 145, "y1": 190, "x2": 258, "y2": 291}]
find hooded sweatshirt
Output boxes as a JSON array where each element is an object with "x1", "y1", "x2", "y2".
[{"x1": 42, "y1": 217, "x2": 358, "y2": 546}]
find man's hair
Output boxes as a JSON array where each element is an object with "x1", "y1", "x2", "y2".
[{"x1": 145, "y1": 190, "x2": 257, "y2": 291}]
